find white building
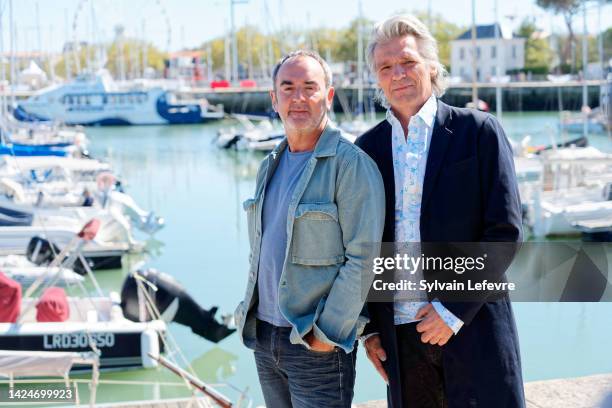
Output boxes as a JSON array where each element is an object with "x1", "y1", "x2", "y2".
[{"x1": 450, "y1": 24, "x2": 525, "y2": 82}]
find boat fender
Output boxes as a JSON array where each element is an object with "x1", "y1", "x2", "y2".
[{"x1": 141, "y1": 329, "x2": 159, "y2": 368}]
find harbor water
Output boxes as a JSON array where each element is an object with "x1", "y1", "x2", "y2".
[{"x1": 76, "y1": 111, "x2": 612, "y2": 406}]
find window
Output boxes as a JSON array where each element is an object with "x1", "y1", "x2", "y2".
[
  {"x1": 491, "y1": 46, "x2": 496, "y2": 59},
  {"x1": 492, "y1": 66, "x2": 496, "y2": 76},
  {"x1": 460, "y1": 47, "x2": 464, "y2": 60},
  {"x1": 512, "y1": 45, "x2": 516, "y2": 59},
  {"x1": 476, "y1": 47, "x2": 481, "y2": 59}
]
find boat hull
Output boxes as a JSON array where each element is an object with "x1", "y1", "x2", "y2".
[
  {"x1": 0, "y1": 320, "x2": 166, "y2": 371},
  {"x1": 14, "y1": 85, "x2": 223, "y2": 126}
]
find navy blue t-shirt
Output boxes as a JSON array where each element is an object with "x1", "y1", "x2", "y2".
[{"x1": 256, "y1": 148, "x2": 312, "y2": 327}]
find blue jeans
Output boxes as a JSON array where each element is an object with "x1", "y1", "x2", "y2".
[{"x1": 254, "y1": 319, "x2": 357, "y2": 408}]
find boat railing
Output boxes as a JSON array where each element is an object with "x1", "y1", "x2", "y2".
[
  {"x1": 126, "y1": 271, "x2": 251, "y2": 407},
  {"x1": 0, "y1": 349, "x2": 99, "y2": 406},
  {"x1": 0, "y1": 377, "x2": 251, "y2": 408}
]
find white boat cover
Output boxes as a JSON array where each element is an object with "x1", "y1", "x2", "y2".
[{"x1": 0, "y1": 350, "x2": 97, "y2": 378}]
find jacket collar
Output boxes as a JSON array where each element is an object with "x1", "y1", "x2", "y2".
[
  {"x1": 270, "y1": 120, "x2": 340, "y2": 161},
  {"x1": 385, "y1": 94, "x2": 438, "y2": 131}
]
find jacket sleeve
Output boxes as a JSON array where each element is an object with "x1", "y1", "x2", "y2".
[
  {"x1": 442, "y1": 115, "x2": 523, "y2": 325},
  {"x1": 311, "y1": 149, "x2": 385, "y2": 351},
  {"x1": 360, "y1": 305, "x2": 380, "y2": 337}
]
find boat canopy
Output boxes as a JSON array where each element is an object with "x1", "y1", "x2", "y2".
[
  {"x1": 36, "y1": 287, "x2": 70, "y2": 322},
  {"x1": 0, "y1": 272, "x2": 21, "y2": 323},
  {"x1": 0, "y1": 350, "x2": 98, "y2": 378}
]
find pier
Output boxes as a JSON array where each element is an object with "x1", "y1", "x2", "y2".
[{"x1": 354, "y1": 374, "x2": 612, "y2": 408}]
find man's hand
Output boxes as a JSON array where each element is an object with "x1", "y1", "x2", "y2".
[
  {"x1": 304, "y1": 331, "x2": 335, "y2": 352},
  {"x1": 415, "y1": 303, "x2": 453, "y2": 346},
  {"x1": 364, "y1": 335, "x2": 389, "y2": 384}
]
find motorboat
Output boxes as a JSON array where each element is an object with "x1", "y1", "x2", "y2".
[
  {"x1": 518, "y1": 146, "x2": 612, "y2": 238},
  {"x1": 0, "y1": 175, "x2": 164, "y2": 236},
  {"x1": 0, "y1": 221, "x2": 165, "y2": 371},
  {"x1": 0, "y1": 220, "x2": 234, "y2": 371},
  {"x1": 528, "y1": 184, "x2": 612, "y2": 237},
  {"x1": 0, "y1": 254, "x2": 84, "y2": 287},
  {"x1": 0, "y1": 204, "x2": 139, "y2": 270},
  {"x1": 0, "y1": 155, "x2": 111, "y2": 185},
  {"x1": 216, "y1": 115, "x2": 284, "y2": 151},
  {"x1": 14, "y1": 70, "x2": 224, "y2": 126},
  {"x1": 559, "y1": 108, "x2": 609, "y2": 134}
]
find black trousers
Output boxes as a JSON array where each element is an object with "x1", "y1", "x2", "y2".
[{"x1": 396, "y1": 323, "x2": 447, "y2": 408}]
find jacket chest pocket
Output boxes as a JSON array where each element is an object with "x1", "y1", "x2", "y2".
[{"x1": 291, "y1": 203, "x2": 344, "y2": 266}]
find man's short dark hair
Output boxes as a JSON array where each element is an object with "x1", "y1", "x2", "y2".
[{"x1": 272, "y1": 50, "x2": 333, "y2": 92}]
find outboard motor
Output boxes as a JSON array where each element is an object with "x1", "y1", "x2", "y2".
[
  {"x1": 25, "y1": 236, "x2": 91, "y2": 275},
  {"x1": 604, "y1": 183, "x2": 612, "y2": 201},
  {"x1": 120, "y1": 268, "x2": 235, "y2": 343},
  {"x1": 26, "y1": 236, "x2": 61, "y2": 266}
]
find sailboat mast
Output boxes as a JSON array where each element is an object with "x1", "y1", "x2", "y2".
[
  {"x1": 470, "y1": 0, "x2": 478, "y2": 107},
  {"x1": 581, "y1": 1, "x2": 588, "y2": 137},
  {"x1": 142, "y1": 20, "x2": 148, "y2": 78},
  {"x1": 357, "y1": 0, "x2": 364, "y2": 120},
  {"x1": 494, "y1": 0, "x2": 502, "y2": 123},
  {"x1": 597, "y1": 0, "x2": 604, "y2": 108},
  {"x1": 0, "y1": 3, "x2": 6, "y2": 123},
  {"x1": 224, "y1": 21, "x2": 231, "y2": 82},
  {"x1": 64, "y1": 8, "x2": 71, "y2": 80},
  {"x1": 9, "y1": 0, "x2": 16, "y2": 109}
]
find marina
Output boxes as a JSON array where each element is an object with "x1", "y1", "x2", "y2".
[
  {"x1": 0, "y1": 0, "x2": 610, "y2": 406},
  {"x1": 2, "y1": 114, "x2": 605, "y2": 406}
]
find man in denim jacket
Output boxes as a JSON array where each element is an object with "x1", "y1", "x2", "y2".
[{"x1": 235, "y1": 50, "x2": 385, "y2": 408}]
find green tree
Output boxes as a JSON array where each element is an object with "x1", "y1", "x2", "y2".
[
  {"x1": 197, "y1": 13, "x2": 465, "y2": 80},
  {"x1": 413, "y1": 11, "x2": 465, "y2": 70},
  {"x1": 54, "y1": 40, "x2": 166, "y2": 79},
  {"x1": 517, "y1": 18, "x2": 553, "y2": 73},
  {"x1": 605, "y1": 27, "x2": 612, "y2": 62},
  {"x1": 334, "y1": 18, "x2": 373, "y2": 63},
  {"x1": 536, "y1": 0, "x2": 581, "y2": 73},
  {"x1": 54, "y1": 46, "x2": 97, "y2": 78},
  {"x1": 106, "y1": 39, "x2": 166, "y2": 78}
]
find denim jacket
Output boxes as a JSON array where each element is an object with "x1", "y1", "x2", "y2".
[{"x1": 235, "y1": 123, "x2": 385, "y2": 353}]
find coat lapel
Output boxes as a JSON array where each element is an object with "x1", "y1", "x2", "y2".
[
  {"x1": 375, "y1": 123, "x2": 396, "y2": 315},
  {"x1": 376, "y1": 122, "x2": 396, "y2": 244},
  {"x1": 421, "y1": 100, "x2": 453, "y2": 212}
]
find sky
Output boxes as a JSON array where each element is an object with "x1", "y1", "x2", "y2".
[{"x1": 1, "y1": 0, "x2": 610, "y2": 54}]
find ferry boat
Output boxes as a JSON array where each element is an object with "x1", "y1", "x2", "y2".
[{"x1": 13, "y1": 70, "x2": 224, "y2": 126}]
